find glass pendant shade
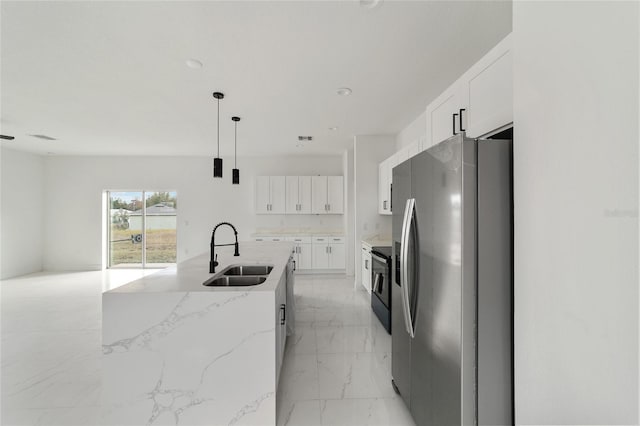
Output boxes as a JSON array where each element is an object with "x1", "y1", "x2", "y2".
[{"x1": 232, "y1": 168, "x2": 240, "y2": 184}]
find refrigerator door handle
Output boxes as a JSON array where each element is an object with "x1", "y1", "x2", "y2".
[{"x1": 400, "y1": 198, "x2": 416, "y2": 338}]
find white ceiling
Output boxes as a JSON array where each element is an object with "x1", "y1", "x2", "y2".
[{"x1": 0, "y1": 1, "x2": 512, "y2": 157}]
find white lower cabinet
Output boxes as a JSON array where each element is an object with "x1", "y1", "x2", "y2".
[
  {"x1": 311, "y1": 237, "x2": 329, "y2": 269},
  {"x1": 361, "y1": 243, "x2": 372, "y2": 294},
  {"x1": 255, "y1": 235, "x2": 345, "y2": 271},
  {"x1": 287, "y1": 236, "x2": 312, "y2": 270},
  {"x1": 312, "y1": 236, "x2": 345, "y2": 270},
  {"x1": 275, "y1": 272, "x2": 287, "y2": 383}
]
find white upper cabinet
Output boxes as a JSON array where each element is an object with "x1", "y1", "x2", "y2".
[
  {"x1": 311, "y1": 176, "x2": 328, "y2": 214},
  {"x1": 424, "y1": 33, "x2": 512, "y2": 149},
  {"x1": 426, "y1": 81, "x2": 469, "y2": 148},
  {"x1": 255, "y1": 176, "x2": 285, "y2": 214},
  {"x1": 327, "y1": 176, "x2": 344, "y2": 214},
  {"x1": 285, "y1": 176, "x2": 312, "y2": 214},
  {"x1": 258, "y1": 175, "x2": 338, "y2": 215},
  {"x1": 270, "y1": 176, "x2": 286, "y2": 214},
  {"x1": 312, "y1": 176, "x2": 344, "y2": 214},
  {"x1": 466, "y1": 35, "x2": 513, "y2": 138},
  {"x1": 298, "y1": 176, "x2": 312, "y2": 214},
  {"x1": 255, "y1": 176, "x2": 271, "y2": 214},
  {"x1": 378, "y1": 160, "x2": 389, "y2": 215}
]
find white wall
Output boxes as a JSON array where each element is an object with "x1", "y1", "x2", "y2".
[
  {"x1": 513, "y1": 2, "x2": 638, "y2": 424},
  {"x1": 395, "y1": 110, "x2": 427, "y2": 151},
  {"x1": 353, "y1": 135, "x2": 396, "y2": 287},
  {"x1": 0, "y1": 147, "x2": 45, "y2": 279},
  {"x1": 344, "y1": 148, "x2": 355, "y2": 277},
  {"x1": 43, "y1": 155, "x2": 343, "y2": 271}
]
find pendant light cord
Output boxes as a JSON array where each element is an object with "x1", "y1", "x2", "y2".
[
  {"x1": 234, "y1": 121, "x2": 237, "y2": 168},
  {"x1": 216, "y1": 98, "x2": 220, "y2": 158}
]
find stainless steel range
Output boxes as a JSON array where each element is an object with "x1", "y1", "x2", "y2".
[{"x1": 371, "y1": 245, "x2": 392, "y2": 334}]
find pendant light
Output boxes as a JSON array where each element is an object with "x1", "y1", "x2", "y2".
[
  {"x1": 231, "y1": 116, "x2": 241, "y2": 184},
  {"x1": 212, "y1": 92, "x2": 224, "y2": 178}
]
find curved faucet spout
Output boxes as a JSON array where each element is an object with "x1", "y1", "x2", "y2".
[{"x1": 210, "y1": 222, "x2": 240, "y2": 273}]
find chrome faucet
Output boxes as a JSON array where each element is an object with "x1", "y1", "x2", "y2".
[{"x1": 210, "y1": 222, "x2": 240, "y2": 273}]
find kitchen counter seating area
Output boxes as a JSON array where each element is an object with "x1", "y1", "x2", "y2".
[{"x1": 102, "y1": 242, "x2": 295, "y2": 426}]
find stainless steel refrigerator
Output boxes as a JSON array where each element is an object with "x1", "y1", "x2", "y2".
[{"x1": 391, "y1": 133, "x2": 513, "y2": 426}]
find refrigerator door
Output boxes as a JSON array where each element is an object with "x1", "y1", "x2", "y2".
[
  {"x1": 409, "y1": 133, "x2": 477, "y2": 426},
  {"x1": 391, "y1": 159, "x2": 412, "y2": 407}
]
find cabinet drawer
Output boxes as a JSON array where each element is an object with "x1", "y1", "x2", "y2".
[
  {"x1": 329, "y1": 237, "x2": 345, "y2": 244},
  {"x1": 287, "y1": 236, "x2": 312, "y2": 244}
]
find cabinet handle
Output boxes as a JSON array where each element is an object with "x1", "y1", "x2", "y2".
[
  {"x1": 328, "y1": 204, "x2": 331, "y2": 211},
  {"x1": 293, "y1": 260, "x2": 296, "y2": 272},
  {"x1": 365, "y1": 259, "x2": 368, "y2": 269},
  {"x1": 329, "y1": 246, "x2": 332, "y2": 254},
  {"x1": 459, "y1": 108, "x2": 466, "y2": 132},
  {"x1": 383, "y1": 200, "x2": 387, "y2": 210},
  {"x1": 280, "y1": 304, "x2": 286, "y2": 325},
  {"x1": 453, "y1": 113, "x2": 459, "y2": 135}
]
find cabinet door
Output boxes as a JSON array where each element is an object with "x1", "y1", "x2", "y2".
[
  {"x1": 378, "y1": 161, "x2": 388, "y2": 214},
  {"x1": 312, "y1": 240, "x2": 329, "y2": 269},
  {"x1": 285, "y1": 176, "x2": 299, "y2": 214},
  {"x1": 275, "y1": 279, "x2": 286, "y2": 383},
  {"x1": 328, "y1": 243, "x2": 346, "y2": 269},
  {"x1": 298, "y1": 176, "x2": 312, "y2": 214},
  {"x1": 326, "y1": 176, "x2": 344, "y2": 214},
  {"x1": 362, "y1": 249, "x2": 372, "y2": 293},
  {"x1": 270, "y1": 176, "x2": 286, "y2": 214},
  {"x1": 428, "y1": 83, "x2": 469, "y2": 146},
  {"x1": 467, "y1": 48, "x2": 513, "y2": 137},
  {"x1": 407, "y1": 140, "x2": 420, "y2": 159},
  {"x1": 311, "y1": 176, "x2": 328, "y2": 214},
  {"x1": 298, "y1": 244, "x2": 312, "y2": 269},
  {"x1": 255, "y1": 176, "x2": 271, "y2": 214}
]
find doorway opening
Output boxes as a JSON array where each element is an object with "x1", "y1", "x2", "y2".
[{"x1": 106, "y1": 191, "x2": 177, "y2": 268}]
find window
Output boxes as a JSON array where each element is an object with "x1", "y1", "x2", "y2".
[{"x1": 107, "y1": 191, "x2": 177, "y2": 268}]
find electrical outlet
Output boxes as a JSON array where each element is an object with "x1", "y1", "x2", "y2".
[
  {"x1": 364, "y1": 222, "x2": 368, "y2": 231},
  {"x1": 375, "y1": 222, "x2": 380, "y2": 230}
]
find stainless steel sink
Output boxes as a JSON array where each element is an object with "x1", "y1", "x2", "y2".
[
  {"x1": 203, "y1": 275, "x2": 267, "y2": 287},
  {"x1": 223, "y1": 265, "x2": 273, "y2": 276}
]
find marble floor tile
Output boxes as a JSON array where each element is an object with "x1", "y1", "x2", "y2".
[
  {"x1": 277, "y1": 399, "x2": 322, "y2": 426},
  {"x1": 319, "y1": 398, "x2": 416, "y2": 426},
  {"x1": 278, "y1": 353, "x2": 320, "y2": 401},
  {"x1": 317, "y1": 352, "x2": 396, "y2": 400}
]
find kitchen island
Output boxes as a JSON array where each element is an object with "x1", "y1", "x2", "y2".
[{"x1": 102, "y1": 242, "x2": 295, "y2": 426}]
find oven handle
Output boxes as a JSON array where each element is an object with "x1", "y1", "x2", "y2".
[{"x1": 371, "y1": 251, "x2": 388, "y2": 264}]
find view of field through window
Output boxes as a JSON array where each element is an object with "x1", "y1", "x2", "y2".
[{"x1": 108, "y1": 191, "x2": 177, "y2": 268}]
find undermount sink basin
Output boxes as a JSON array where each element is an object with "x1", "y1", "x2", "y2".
[
  {"x1": 223, "y1": 265, "x2": 274, "y2": 276},
  {"x1": 203, "y1": 275, "x2": 267, "y2": 287}
]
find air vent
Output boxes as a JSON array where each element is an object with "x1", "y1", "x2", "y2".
[
  {"x1": 29, "y1": 134, "x2": 57, "y2": 141},
  {"x1": 297, "y1": 136, "x2": 313, "y2": 141}
]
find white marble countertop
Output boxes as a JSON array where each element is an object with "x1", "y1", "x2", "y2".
[
  {"x1": 361, "y1": 234, "x2": 393, "y2": 248},
  {"x1": 252, "y1": 228, "x2": 344, "y2": 237},
  {"x1": 107, "y1": 241, "x2": 294, "y2": 294}
]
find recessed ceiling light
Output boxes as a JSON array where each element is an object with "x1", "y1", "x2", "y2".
[
  {"x1": 186, "y1": 59, "x2": 203, "y2": 69},
  {"x1": 329, "y1": 127, "x2": 338, "y2": 131},
  {"x1": 336, "y1": 87, "x2": 352, "y2": 96},
  {"x1": 359, "y1": 0, "x2": 382, "y2": 9}
]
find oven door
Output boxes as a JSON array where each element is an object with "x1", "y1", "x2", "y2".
[{"x1": 371, "y1": 251, "x2": 390, "y2": 308}]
